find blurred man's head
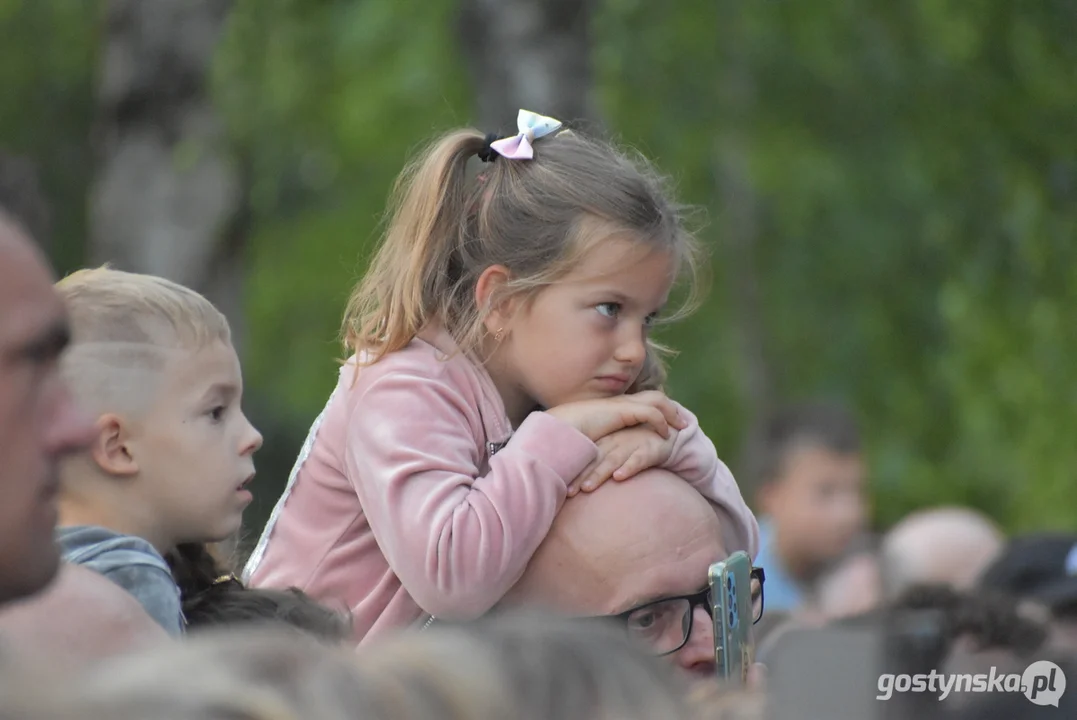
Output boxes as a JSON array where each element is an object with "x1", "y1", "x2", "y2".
[
  {"x1": 501, "y1": 468, "x2": 727, "y2": 679},
  {"x1": 0, "y1": 185, "x2": 94, "y2": 604},
  {"x1": 888, "y1": 584, "x2": 1049, "y2": 697},
  {"x1": 880, "y1": 507, "x2": 1004, "y2": 601},
  {"x1": 749, "y1": 402, "x2": 866, "y2": 575},
  {"x1": 813, "y1": 548, "x2": 882, "y2": 622},
  {"x1": 979, "y1": 533, "x2": 1077, "y2": 652}
]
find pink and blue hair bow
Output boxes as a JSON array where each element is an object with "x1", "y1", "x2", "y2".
[{"x1": 487, "y1": 109, "x2": 563, "y2": 160}]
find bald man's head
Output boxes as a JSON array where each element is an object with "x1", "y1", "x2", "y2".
[
  {"x1": 881, "y1": 507, "x2": 1004, "y2": 601},
  {"x1": 501, "y1": 468, "x2": 726, "y2": 678},
  {"x1": 505, "y1": 468, "x2": 725, "y2": 614}
]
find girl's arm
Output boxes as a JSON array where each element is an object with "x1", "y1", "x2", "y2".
[
  {"x1": 345, "y1": 369, "x2": 597, "y2": 619},
  {"x1": 661, "y1": 404, "x2": 761, "y2": 560}
]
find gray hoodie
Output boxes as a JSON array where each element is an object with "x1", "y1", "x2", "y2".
[{"x1": 56, "y1": 525, "x2": 185, "y2": 636}]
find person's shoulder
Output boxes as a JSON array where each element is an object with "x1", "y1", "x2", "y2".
[
  {"x1": 38, "y1": 563, "x2": 161, "y2": 623},
  {"x1": 0, "y1": 563, "x2": 168, "y2": 670},
  {"x1": 350, "y1": 333, "x2": 483, "y2": 393},
  {"x1": 57, "y1": 525, "x2": 170, "y2": 575}
]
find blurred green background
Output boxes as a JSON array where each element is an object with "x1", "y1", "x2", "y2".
[{"x1": 3, "y1": 0, "x2": 1075, "y2": 536}]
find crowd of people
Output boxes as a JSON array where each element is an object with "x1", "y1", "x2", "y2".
[{"x1": 0, "y1": 111, "x2": 1073, "y2": 719}]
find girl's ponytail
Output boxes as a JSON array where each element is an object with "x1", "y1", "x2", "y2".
[{"x1": 342, "y1": 130, "x2": 488, "y2": 365}]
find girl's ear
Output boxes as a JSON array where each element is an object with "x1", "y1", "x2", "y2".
[{"x1": 475, "y1": 264, "x2": 515, "y2": 334}]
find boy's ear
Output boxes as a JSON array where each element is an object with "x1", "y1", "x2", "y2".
[
  {"x1": 475, "y1": 264, "x2": 517, "y2": 335},
  {"x1": 89, "y1": 413, "x2": 139, "y2": 477}
]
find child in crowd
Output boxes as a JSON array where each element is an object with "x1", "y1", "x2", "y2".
[
  {"x1": 167, "y1": 542, "x2": 351, "y2": 643},
  {"x1": 54, "y1": 268, "x2": 263, "y2": 634},
  {"x1": 746, "y1": 402, "x2": 867, "y2": 613},
  {"x1": 245, "y1": 110, "x2": 759, "y2": 643}
]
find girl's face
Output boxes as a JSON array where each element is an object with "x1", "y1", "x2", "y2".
[{"x1": 485, "y1": 236, "x2": 676, "y2": 425}]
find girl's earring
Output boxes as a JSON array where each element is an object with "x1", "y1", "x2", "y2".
[{"x1": 493, "y1": 327, "x2": 505, "y2": 343}]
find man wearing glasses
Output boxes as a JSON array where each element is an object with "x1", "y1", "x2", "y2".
[{"x1": 501, "y1": 467, "x2": 762, "y2": 678}]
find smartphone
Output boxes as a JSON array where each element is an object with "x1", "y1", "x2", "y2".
[{"x1": 708, "y1": 551, "x2": 754, "y2": 684}]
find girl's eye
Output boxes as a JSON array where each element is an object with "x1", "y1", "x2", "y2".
[
  {"x1": 209, "y1": 406, "x2": 226, "y2": 422},
  {"x1": 596, "y1": 302, "x2": 621, "y2": 318},
  {"x1": 643, "y1": 312, "x2": 659, "y2": 328}
]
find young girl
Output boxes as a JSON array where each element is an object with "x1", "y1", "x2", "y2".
[{"x1": 244, "y1": 110, "x2": 760, "y2": 643}]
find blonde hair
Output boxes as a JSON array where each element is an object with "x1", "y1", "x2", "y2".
[
  {"x1": 57, "y1": 266, "x2": 230, "y2": 349},
  {"x1": 54, "y1": 266, "x2": 231, "y2": 416},
  {"x1": 342, "y1": 124, "x2": 706, "y2": 371}
]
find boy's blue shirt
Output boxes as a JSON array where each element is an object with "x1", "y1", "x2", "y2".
[
  {"x1": 56, "y1": 525, "x2": 185, "y2": 636},
  {"x1": 753, "y1": 517, "x2": 806, "y2": 613}
]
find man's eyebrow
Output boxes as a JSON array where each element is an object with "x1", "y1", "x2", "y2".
[
  {"x1": 12, "y1": 317, "x2": 71, "y2": 362},
  {"x1": 625, "y1": 584, "x2": 710, "y2": 610}
]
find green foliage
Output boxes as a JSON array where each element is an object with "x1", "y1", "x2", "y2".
[
  {"x1": 215, "y1": 0, "x2": 472, "y2": 421},
  {"x1": 5, "y1": 0, "x2": 1076, "y2": 533},
  {"x1": 596, "y1": 0, "x2": 1077, "y2": 530},
  {"x1": 0, "y1": 0, "x2": 98, "y2": 272}
]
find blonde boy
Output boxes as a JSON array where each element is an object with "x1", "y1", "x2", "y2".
[{"x1": 54, "y1": 267, "x2": 262, "y2": 634}]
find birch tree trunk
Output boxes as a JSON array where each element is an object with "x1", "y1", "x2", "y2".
[
  {"x1": 89, "y1": 0, "x2": 247, "y2": 349},
  {"x1": 458, "y1": 0, "x2": 596, "y2": 132},
  {"x1": 714, "y1": 0, "x2": 775, "y2": 434}
]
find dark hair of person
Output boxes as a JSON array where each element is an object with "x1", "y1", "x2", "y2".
[
  {"x1": 742, "y1": 401, "x2": 862, "y2": 488},
  {"x1": 166, "y1": 543, "x2": 350, "y2": 643}
]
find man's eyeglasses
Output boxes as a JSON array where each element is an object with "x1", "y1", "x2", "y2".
[{"x1": 605, "y1": 566, "x2": 766, "y2": 656}]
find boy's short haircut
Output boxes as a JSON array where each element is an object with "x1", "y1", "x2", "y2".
[
  {"x1": 743, "y1": 401, "x2": 862, "y2": 489},
  {"x1": 55, "y1": 267, "x2": 231, "y2": 416},
  {"x1": 57, "y1": 266, "x2": 230, "y2": 348}
]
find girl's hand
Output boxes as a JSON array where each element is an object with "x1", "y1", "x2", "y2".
[
  {"x1": 567, "y1": 425, "x2": 678, "y2": 497},
  {"x1": 545, "y1": 391, "x2": 686, "y2": 443}
]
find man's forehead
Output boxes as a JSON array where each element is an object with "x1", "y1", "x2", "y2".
[
  {"x1": 609, "y1": 543, "x2": 724, "y2": 611},
  {"x1": 573, "y1": 513, "x2": 725, "y2": 612}
]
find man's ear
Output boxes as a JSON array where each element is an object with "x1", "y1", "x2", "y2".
[
  {"x1": 475, "y1": 264, "x2": 517, "y2": 335},
  {"x1": 89, "y1": 413, "x2": 139, "y2": 477}
]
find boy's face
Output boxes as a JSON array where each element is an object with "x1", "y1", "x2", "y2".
[
  {"x1": 761, "y1": 443, "x2": 866, "y2": 567},
  {"x1": 129, "y1": 340, "x2": 262, "y2": 546}
]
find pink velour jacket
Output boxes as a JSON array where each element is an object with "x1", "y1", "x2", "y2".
[{"x1": 244, "y1": 326, "x2": 759, "y2": 644}]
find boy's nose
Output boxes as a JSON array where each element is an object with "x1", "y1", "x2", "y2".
[{"x1": 241, "y1": 415, "x2": 264, "y2": 454}]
